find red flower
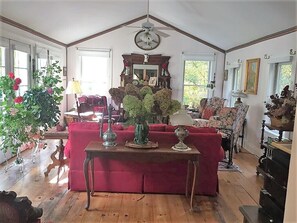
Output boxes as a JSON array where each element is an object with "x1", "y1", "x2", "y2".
[
  {"x1": 14, "y1": 96, "x2": 23, "y2": 104},
  {"x1": 13, "y1": 84, "x2": 19, "y2": 90},
  {"x1": 162, "y1": 62, "x2": 168, "y2": 69},
  {"x1": 47, "y1": 88, "x2": 53, "y2": 95},
  {"x1": 8, "y1": 72, "x2": 15, "y2": 79},
  {"x1": 15, "y1": 78, "x2": 22, "y2": 85},
  {"x1": 123, "y1": 60, "x2": 130, "y2": 67}
]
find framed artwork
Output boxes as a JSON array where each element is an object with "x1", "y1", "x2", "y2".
[
  {"x1": 244, "y1": 58, "x2": 260, "y2": 94},
  {"x1": 148, "y1": 77, "x2": 157, "y2": 86}
]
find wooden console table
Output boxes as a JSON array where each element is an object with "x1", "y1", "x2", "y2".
[
  {"x1": 43, "y1": 128, "x2": 69, "y2": 176},
  {"x1": 83, "y1": 141, "x2": 200, "y2": 211}
]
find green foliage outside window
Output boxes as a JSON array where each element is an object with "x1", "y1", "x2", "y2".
[
  {"x1": 183, "y1": 60, "x2": 209, "y2": 108},
  {"x1": 278, "y1": 63, "x2": 292, "y2": 93}
]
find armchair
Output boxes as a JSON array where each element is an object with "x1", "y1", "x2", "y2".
[
  {"x1": 78, "y1": 95, "x2": 108, "y2": 114},
  {"x1": 207, "y1": 104, "x2": 249, "y2": 167},
  {"x1": 193, "y1": 97, "x2": 226, "y2": 126}
]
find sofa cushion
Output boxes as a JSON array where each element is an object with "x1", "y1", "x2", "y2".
[
  {"x1": 165, "y1": 125, "x2": 177, "y2": 132},
  {"x1": 186, "y1": 126, "x2": 217, "y2": 133},
  {"x1": 149, "y1": 124, "x2": 166, "y2": 132}
]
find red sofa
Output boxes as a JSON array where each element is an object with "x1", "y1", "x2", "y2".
[{"x1": 65, "y1": 122, "x2": 224, "y2": 196}]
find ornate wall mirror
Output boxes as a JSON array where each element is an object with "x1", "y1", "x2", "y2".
[
  {"x1": 120, "y1": 53, "x2": 171, "y2": 89},
  {"x1": 133, "y1": 64, "x2": 159, "y2": 85}
]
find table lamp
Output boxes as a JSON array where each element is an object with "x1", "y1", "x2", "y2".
[
  {"x1": 231, "y1": 90, "x2": 247, "y2": 107},
  {"x1": 170, "y1": 108, "x2": 194, "y2": 151},
  {"x1": 66, "y1": 78, "x2": 82, "y2": 119}
]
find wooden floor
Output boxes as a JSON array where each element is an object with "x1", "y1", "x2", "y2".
[{"x1": 0, "y1": 140, "x2": 263, "y2": 223}]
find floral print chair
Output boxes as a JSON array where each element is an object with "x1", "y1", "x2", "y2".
[
  {"x1": 208, "y1": 104, "x2": 249, "y2": 167},
  {"x1": 193, "y1": 97, "x2": 226, "y2": 127}
]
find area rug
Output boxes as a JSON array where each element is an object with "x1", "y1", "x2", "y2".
[{"x1": 218, "y1": 161, "x2": 241, "y2": 172}]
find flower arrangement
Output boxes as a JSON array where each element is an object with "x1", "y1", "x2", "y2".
[
  {"x1": 161, "y1": 62, "x2": 168, "y2": 76},
  {"x1": 109, "y1": 84, "x2": 181, "y2": 125},
  {"x1": 264, "y1": 85, "x2": 296, "y2": 125},
  {"x1": 0, "y1": 62, "x2": 64, "y2": 154}
]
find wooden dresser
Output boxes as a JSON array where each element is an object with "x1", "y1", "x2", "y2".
[{"x1": 240, "y1": 121, "x2": 291, "y2": 223}]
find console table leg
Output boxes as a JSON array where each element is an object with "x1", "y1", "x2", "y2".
[
  {"x1": 190, "y1": 161, "x2": 199, "y2": 212},
  {"x1": 185, "y1": 160, "x2": 191, "y2": 198},
  {"x1": 84, "y1": 156, "x2": 92, "y2": 210}
]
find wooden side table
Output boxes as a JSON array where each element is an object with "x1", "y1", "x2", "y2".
[
  {"x1": 83, "y1": 141, "x2": 200, "y2": 211},
  {"x1": 43, "y1": 128, "x2": 69, "y2": 176}
]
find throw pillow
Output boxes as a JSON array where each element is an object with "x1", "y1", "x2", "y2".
[{"x1": 202, "y1": 107, "x2": 214, "y2": 120}]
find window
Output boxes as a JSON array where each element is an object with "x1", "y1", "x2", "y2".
[
  {"x1": 11, "y1": 40, "x2": 31, "y2": 95},
  {"x1": 0, "y1": 47, "x2": 6, "y2": 76},
  {"x1": 266, "y1": 57, "x2": 294, "y2": 138},
  {"x1": 77, "y1": 49, "x2": 112, "y2": 96},
  {"x1": 230, "y1": 67, "x2": 241, "y2": 106},
  {"x1": 182, "y1": 53, "x2": 216, "y2": 108},
  {"x1": 0, "y1": 37, "x2": 9, "y2": 77},
  {"x1": 36, "y1": 46, "x2": 48, "y2": 70},
  {"x1": 274, "y1": 62, "x2": 293, "y2": 94}
]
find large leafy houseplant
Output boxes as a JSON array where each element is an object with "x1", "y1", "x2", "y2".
[{"x1": 0, "y1": 62, "x2": 64, "y2": 155}]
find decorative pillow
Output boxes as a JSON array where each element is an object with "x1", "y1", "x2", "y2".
[
  {"x1": 202, "y1": 107, "x2": 214, "y2": 120},
  {"x1": 149, "y1": 124, "x2": 166, "y2": 132}
]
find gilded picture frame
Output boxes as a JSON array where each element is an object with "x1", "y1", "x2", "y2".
[{"x1": 244, "y1": 58, "x2": 260, "y2": 94}]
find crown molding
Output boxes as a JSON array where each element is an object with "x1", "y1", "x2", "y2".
[{"x1": 0, "y1": 15, "x2": 67, "y2": 47}]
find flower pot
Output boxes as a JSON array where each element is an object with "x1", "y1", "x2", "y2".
[
  {"x1": 134, "y1": 122, "x2": 149, "y2": 145},
  {"x1": 270, "y1": 117, "x2": 294, "y2": 130}
]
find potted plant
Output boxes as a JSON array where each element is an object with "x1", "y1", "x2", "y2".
[
  {"x1": 109, "y1": 84, "x2": 181, "y2": 144},
  {"x1": 0, "y1": 62, "x2": 64, "y2": 156},
  {"x1": 264, "y1": 85, "x2": 296, "y2": 129}
]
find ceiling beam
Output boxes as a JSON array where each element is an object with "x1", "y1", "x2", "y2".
[
  {"x1": 67, "y1": 15, "x2": 147, "y2": 47},
  {"x1": 0, "y1": 15, "x2": 67, "y2": 47},
  {"x1": 149, "y1": 15, "x2": 225, "y2": 54},
  {"x1": 226, "y1": 26, "x2": 297, "y2": 53}
]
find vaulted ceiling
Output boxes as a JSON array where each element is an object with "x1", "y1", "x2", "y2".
[{"x1": 0, "y1": 0, "x2": 296, "y2": 51}]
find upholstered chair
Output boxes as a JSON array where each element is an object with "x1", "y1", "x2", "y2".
[
  {"x1": 193, "y1": 97, "x2": 226, "y2": 127},
  {"x1": 208, "y1": 104, "x2": 249, "y2": 167}
]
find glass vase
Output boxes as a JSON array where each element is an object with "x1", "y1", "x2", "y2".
[{"x1": 134, "y1": 121, "x2": 149, "y2": 145}]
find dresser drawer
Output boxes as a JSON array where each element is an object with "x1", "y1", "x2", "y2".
[
  {"x1": 263, "y1": 172, "x2": 286, "y2": 208},
  {"x1": 268, "y1": 145, "x2": 290, "y2": 168},
  {"x1": 263, "y1": 158, "x2": 288, "y2": 187},
  {"x1": 259, "y1": 190, "x2": 284, "y2": 223}
]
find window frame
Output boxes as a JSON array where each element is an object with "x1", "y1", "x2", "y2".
[
  {"x1": 181, "y1": 53, "x2": 216, "y2": 107},
  {"x1": 76, "y1": 48, "x2": 112, "y2": 96}
]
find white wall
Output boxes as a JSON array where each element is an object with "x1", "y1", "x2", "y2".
[
  {"x1": 224, "y1": 32, "x2": 297, "y2": 157},
  {"x1": 66, "y1": 18, "x2": 225, "y2": 109}
]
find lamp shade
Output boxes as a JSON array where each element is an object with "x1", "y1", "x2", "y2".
[
  {"x1": 66, "y1": 79, "x2": 82, "y2": 94},
  {"x1": 170, "y1": 108, "x2": 193, "y2": 126}
]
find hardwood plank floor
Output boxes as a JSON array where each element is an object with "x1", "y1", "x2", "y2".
[{"x1": 0, "y1": 140, "x2": 263, "y2": 223}]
